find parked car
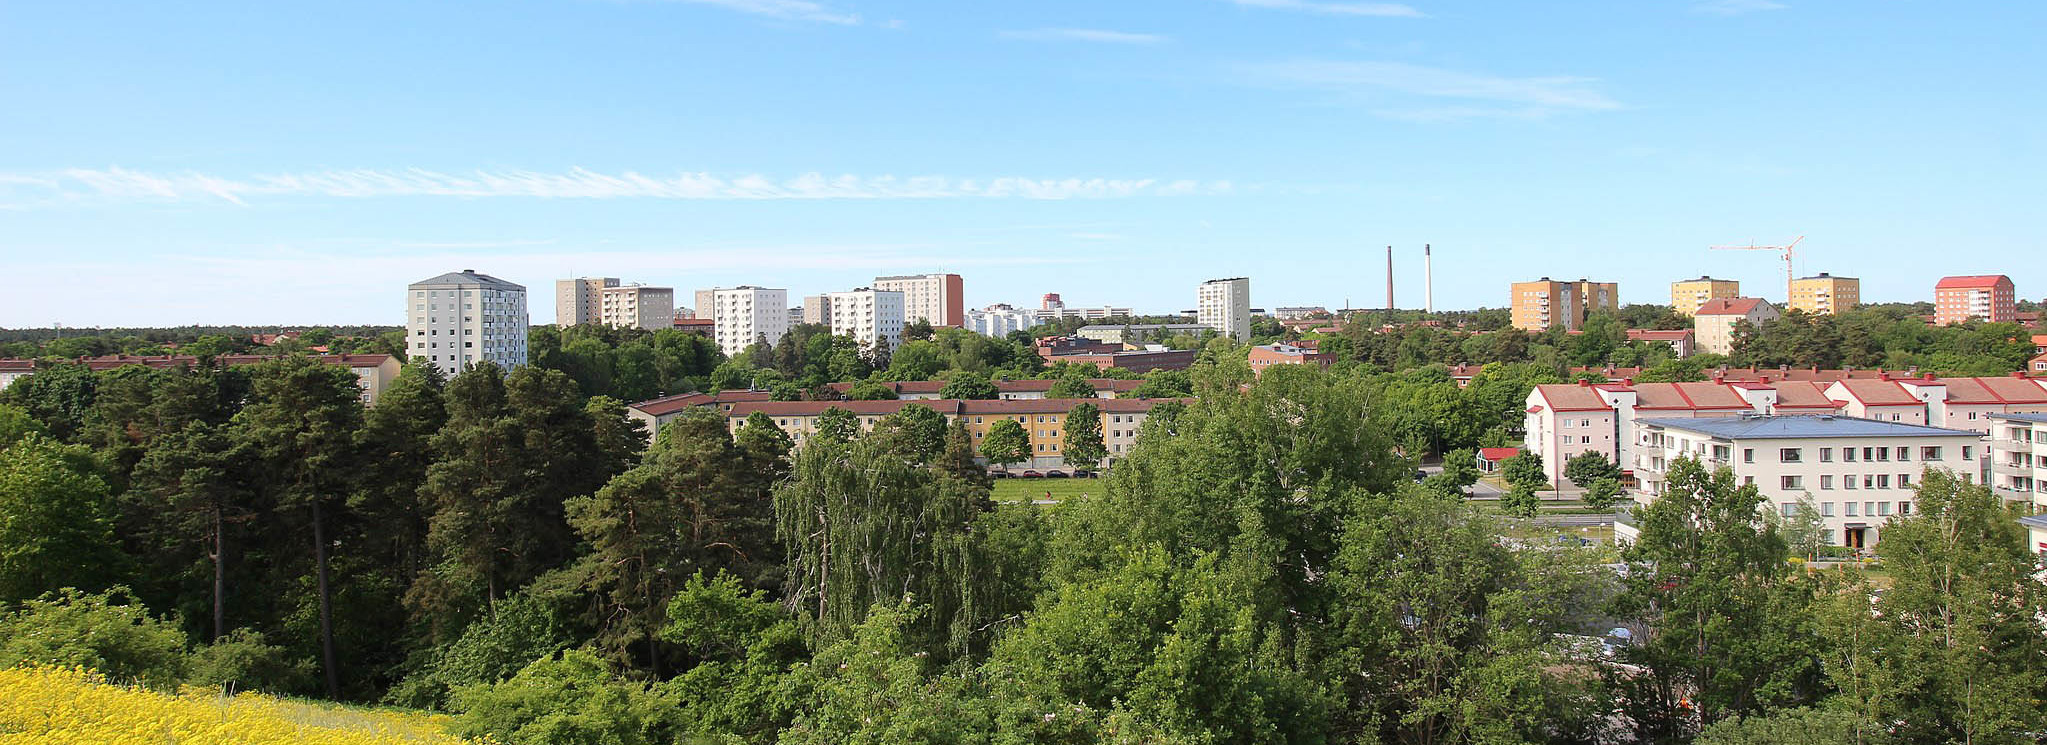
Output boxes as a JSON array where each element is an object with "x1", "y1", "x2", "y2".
[
  {"x1": 1045, "y1": 470, "x2": 1068, "y2": 478},
  {"x1": 988, "y1": 470, "x2": 1012, "y2": 479},
  {"x1": 1071, "y1": 469, "x2": 1097, "y2": 479},
  {"x1": 1019, "y1": 470, "x2": 1043, "y2": 478}
]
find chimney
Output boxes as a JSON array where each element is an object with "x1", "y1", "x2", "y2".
[
  {"x1": 1578, "y1": 378, "x2": 1591, "y2": 387},
  {"x1": 1424, "y1": 244, "x2": 1434, "y2": 313},
  {"x1": 1622, "y1": 377, "x2": 1634, "y2": 386},
  {"x1": 2014, "y1": 370, "x2": 2028, "y2": 379},
  {"x1": 1386, "y1": 246, "x2": 1395, "y2": 311}
]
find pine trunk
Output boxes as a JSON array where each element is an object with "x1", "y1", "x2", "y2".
[{"x1": 312, "y1": 497, "x2": 341, "y2": 700}]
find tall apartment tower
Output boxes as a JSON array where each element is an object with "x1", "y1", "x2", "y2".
[
  {"x1": 408, "y1": 269, "x2": 529, "y2": 378},
  {"x1": 1198, "y1": 277, "x2": 1252, "y2": 340},
  {"x1": 824, "y1": 288, "x2": 906, "y2": 348},
  {"x1": 1788, "y1": 273, "x2": 1859, "y2": 315},
  {"x1": 871, "y1": 273, "x2": 964, "y2": 327},
  {"x1": 1670, "y1": 276, "x2": 1740, "y2": 316},
  {"x1": 1510, "y1": 278, "x2": 1619, "y2": 331},
  {"x1": 698, "y1": 286, "x2": 790, "y2": 357},
  {"x1": 599, "y1": 284, "x2": 675, "y2": 330},
  {"x1": 967, "y1": 303, "x2": 1039, "y2": 337},
  {"x1": 1933, "y1": 275, "x2": 2017, "y2": 325},
  {"x1": 555, "y1": 277, "x2": 618, "y2": 326},
  {"x1": 800, "y1": 295, "x2": 832, "y2": 325}
]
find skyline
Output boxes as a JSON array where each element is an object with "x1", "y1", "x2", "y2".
[{"x1": 3, "y1": 0, "x2": 2042, "y2": 327}]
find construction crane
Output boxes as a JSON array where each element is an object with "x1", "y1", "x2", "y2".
[{"x1": 1710, "y1": 235, "x2": 1804, "y2": 304}]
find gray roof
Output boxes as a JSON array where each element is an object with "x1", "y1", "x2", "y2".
[
  {"x1": 1637, "y1": 415, "x2": 1980, "y2": 440},
  {"x1": 2019, "y1": 513, "x2": 2047, "y2": 530},
  {"x1": 1989, "y1": 413, "x2": 2047, "y2": 424},
  {"x1": 411, "y1": 270, "x2": 524, "y2": 289}
]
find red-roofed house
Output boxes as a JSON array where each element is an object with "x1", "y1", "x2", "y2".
[
  {"x1": 1525, "y1": 381, "x2": 1621, "y2": 487},
  {"x1": 2033, "y1": 352, "x2": 2047, "y2": 375},
  {"x1": 1825, "y1": 378, "x2": 1929, "y2": 425},
  {"x1": 1693, "y1": 297, "x2": 1779, "y2": 355},
  {"x1": 0, "y1": 359, "x2": 34, "y2": 391},
  {"x1": 1933, "y1": 275, "x2": 2016, "y2": 325},
  {"x1": 1476, "y1": 447, "x2": 1521, "y2": 473},
  {"x1": 1626, "y1": 329, "x2": 1696, "y2": 358}
]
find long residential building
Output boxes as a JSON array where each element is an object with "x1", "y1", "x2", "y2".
[
  {"x1": 1624, "y1": 415, "x2": 1982, "y2": 549},
  {"x1": 1933, "y1": 275, "x2": 2017, "y2": 325},
  {"x1": 1987, "y1": 414, "x2": 2047, "y2": 559},
  {"x1": 695, "y1": 286, "x2": 790, "y2": 357},
  {"x1": 823, "y1": 288, "x2": 905, "y2": 348},
  {"x1": 872, "y1": 273, "x2": 964, "y2": 327},
  {"x1": 1788, "y1": 272, "x2": 1859, "y2": 315},
  {"x1": 1510, "y1": 278, "x2": 1619, "y2": 331},
  {"x1": 966, "y1": 303, "x2": 1039, "y2": 337},
  {"x1": 725, "y1": 398, "x2": 1178, "y2": 468},
  {"x1": 1670, "y1": 276, "x2": 1739, "y2": 317},
  {"x1": 408, "y1": 269, "x2": 528, "y2": 378}
]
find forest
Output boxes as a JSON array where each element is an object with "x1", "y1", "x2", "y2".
[{"x1": 0, "y1": 344, "x2": 2042, "y2": 744}]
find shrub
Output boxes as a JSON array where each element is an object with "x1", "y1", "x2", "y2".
[
  {"x1": 0, "y1": 587, "x2": 187, "y2": 688},
  {"x1": 188, "y1": 628, "x2": 315, "y2": 694}
]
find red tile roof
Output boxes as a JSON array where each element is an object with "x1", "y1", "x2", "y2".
[
  {"x1": 1478, "y1": 447, "x2": 1521, "y2": 462},
  {"x1": 1769, "y1": 381, "x2": 1845, "y2": 410},
  {"x1": 1694, "y1": 297, "x2": 1768, "y2": 316},
  {"x1": 727, "y1": 397, "x2": 1181, "y2": 419},
  {"x1": 1531, "y1": 384, "x2": 1611, "y2": 412},
  {"x1": 1626, "y1": 329, "x2": 1692, "y2": 341},
  {"x1": 0, "y1": 359, "x2": 34, "y2": 373},
  {"x1": 1934, "y1": 275, "x2": 2011, "y2": 290},
  {"x1": 1633, "y1": 382, "x2": 1753, "y2": 410},
  {"x1": 216, "y1": 353, "x2": 393, "y2": 369},
  {"x1": 1830, "y1": 378, "x2": 1919, "y2": 406}
]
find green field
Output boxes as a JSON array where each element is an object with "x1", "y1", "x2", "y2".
[{"x1": 991, "y1": 477, "x2": 1102, "y2": 504}]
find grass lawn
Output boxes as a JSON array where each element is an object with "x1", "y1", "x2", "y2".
[{"x1": 991, "y1": 477, "x2": 1102, "y2": 504}]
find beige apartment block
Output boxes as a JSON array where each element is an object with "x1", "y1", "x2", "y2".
[
  {"x1": 555, "y1": 277, "x2": 617, "y2": 326},
  {"x1": 1789, "y1": 273, "x2": 1859, "y2": 315},
  {"x1": 1670, "y1": 276, "x2": 1740, "y2": 316},
  {"x1": 600, "y1": 284, "x2": 675, "y2": 330},
  {"x1": 1693, "y1": 297, "x2": 1779, "y2": 356},
  {"x1": 1510, "y1": 278, "x2": 1619, "y2": 331}
]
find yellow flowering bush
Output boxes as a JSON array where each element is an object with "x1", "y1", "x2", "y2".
[{"x1": 0, "y1": 666, "x2": 486, "y2": 744}]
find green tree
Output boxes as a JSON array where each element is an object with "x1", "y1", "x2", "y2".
[
  {"x1": 1499, "y1": 485, "x2": 1541, "y2": 518},
  {"x1": 1697, "y1": 708, "x2": 1888, "y2": 745},
  {"x1": 1563, "y1": 450, "x2": 1622, "y2": 488},
  {"x1": 978, "y1": 419, "x2": 1031, "y2": 473},
  {"x1": 1501, "y1": 451, "x2": 1548, "y2": 491},
  {"x1": 0, "y1": 434, "x2": 128, "y2": 602},
  {"x1": 127, "y1": 421, "x2": 249, "y2": 642},
  {"x1": 0, "y1": 403, "x2": 43, "y2": 448},
  {"x1": 871, "y1": 403, "x2": 948, "y2": 462},
  {"x1": 845, "y1": 379, "x2": 899, "y2": 400},
  {"x1": 811, "y1": 407, "x2": 860, "y2": 445},
  {"x1": 938, "y1": 371, "x2": 999, "y2": 400},
  {"x1": 452, "y1": 649, "x2": 681, "y2": 745},
  {"x1": 0, "y1": 362, "x2": 96, "y2": 441},
  {"x1": 0, "y1": 587, "x2": 189, "y2": 689},
  {"x1": 1061, "y1": 402, "x2": 1106, "y2": 468},
  {"x1": 1044, "y1": 375, "x2": 1096, "y2": 399},
  {"x1": 1581, "y1": 476, "x2": 1624, "y2": 511}
]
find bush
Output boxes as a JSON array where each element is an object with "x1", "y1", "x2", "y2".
[
  {"x1": 187, "y1": 628, "x2": 315, "y2": 694},
  {"x1": 0, "y1": 587, "x2": 187, "y2": 688},
  {"x1": 451, "y1": 649, "x2": 681, "y2": 745},
  {"x1": 388, "y1": 589, "x2": 578, "y2": 709}
]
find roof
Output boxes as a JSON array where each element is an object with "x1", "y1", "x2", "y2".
[
  {"x1": 1077, "y1": 324, "x2": 1210, "y2": 332},
  {"x1": 1633, "y1": 382, "x2": 1752, "y2": 410},
  {"x1": 0, "y1": 359, "x2": 34, "y2": 372},
  {"x1": 626, "y1": 392, "x2": 718, "y2": 417},
  {"x1": 1694, "y1": 297, "x2": 1769, "y2": 316},
  {"x1": 1829, "y1": 378, "x2": 1920, "y2": 406},
  {"x1": 1769, "y1": 381, "x2": 1845, "y2": 410},
  {"x1": 1626, "y1": 329, "x2": 1692, "y2": 341},
  {"x1": 1796, "y1": 273, "x2": 1857, "y2": 281},
  {"x1": 216, "y1": 353, "x2": 395, "y2": 369},
  {"x1": 1990, "y1": 412, "x2": 2047, "y2": 424},
  {"x1": 1638, "y1": 415, "x2": 1979, "y2": 440},
  {"x1": 1478, "y1": 447, "x2": 1521, "y2": 461},
  {"x1": 1934, "y1": 275, "x2": 2011, "y2": 290},
  {"x1": 80, "y1": 354, "x2": 202, "y2": 371},
  {"x1": 727, "y1": 398, "x2": 1180, "y2": 419},
  {"x1": 1933, "y1": 376, "x2": 2047, "y2": 405},
  {"x1": 2019, "y1": 513, "x2": 2047, "y2": 530},
  {"x1": 410, "y1": 270, "x2": 524, "y2": 289},
  {"x1": 1531, "y1": 384, "x2": 1612, "y2": 412}
]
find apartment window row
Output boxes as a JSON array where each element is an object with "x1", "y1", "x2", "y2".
[
  {"x1": 1801, "y1": 500, "x2": 1912, "y2": 518},
  {"x1": 1807, "y1": 473, "x2": 1916, "y2": 491}
]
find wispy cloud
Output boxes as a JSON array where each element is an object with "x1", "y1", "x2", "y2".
[
  {"x1": 1235, "y1": 60, "x2": 1620, "y2": 119},
  {"x1": 999, "y1": 28, "x2": 1167, "y2": 44},
  {"x1": 0, "y1": 167, "x2": 1233, "y2": 206},
  {"x1": 1227, "y1": 0, "x2": 1424, "y2": 18},
  {"x1": 659, "y1": 0, "x2": 859, "y2": 25},
  {"x1": 1692, "y1": 0, "x2": 1787, "y2": 15}
]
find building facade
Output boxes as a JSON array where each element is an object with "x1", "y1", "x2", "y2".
[
  {"x1": 966, "y1": 303, "x2": 1040, "y2": 337},
  {"x1": 1693, "y1": 297, "x2": 1779, "y2": 356},
  {"x1": 599, "y1": 284, "x2": 675, "y2": 330},
  {"x1": 1197, "y1": 277, "x2": 1251, "y2": 340},
  {"x1": 1933, "y1": 275, "x2": 2016, "y2": 325},
  {"x1": 1248, "y1": 343, "x2": 1330, "y2": 376},
  {"x1": 1075, "y1": 323, "x2": 1213, "y2": 345},
  {"x1": 823, "y1": 288, "x2": 906, "y2": 348},
  {"x1": 697, "y1": 286, "x2": 790, "y2": 357},
  {"x1": 1789, "y1": 273, "x2": 1859, "y2": 315},
  {"x1": 1510, "y1": 278, "x2": 1619, "y2": 331},
  {"x1": 555, "y1": 277, "x2": 617, "y2": 326},
  {"x1": 1626, "y1": 415, "x2": 1981, "y2": 549},
  {"x1": 800, "y1": 295, "x2": 832, "y2": 326},
  {"x1": 408, "y1": 270, "x2": 529, "y2": 378},
  {"x1": 1670, "y1": 276, "x2": 1740, "y2": 317},
  {"x1": 1988, "y1": 413, "x2": 2047, "y2": 508},
  {"x1": 723, "y1": 398, "x2": 1173, "y2": 468},
  {"x1": 872, "y1": 273, "x2": 965, "y2": 327}
]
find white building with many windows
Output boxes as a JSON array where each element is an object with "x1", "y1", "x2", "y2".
[
  {"x1": 1197, "y1": 277, "x2": 1251, "y2": 340},
  {"x1": 823, "y1": 288, "x2": 905, "y2": 349},
  {"x1": 1624, "y1": 415, "x2": 1982, "y2": 549},
  {"x1": 694, "y1": 286, "x2": 789, "y2": 357},
  {"x1": 966, "y1": 303, "x2": 1039, "y2": 337},
  {"x1": 599, "y1": 284, "x2": 675, "y2": 330},
  {"x1": 871, "y1": 273, "x2": 963, "y2": 327},
  {"x1": 408, "y1": 270, "x2": 529, "y2": 378},
  {"x1": 1989, "y1": 413, "x2": 2047, "y2": 506}
]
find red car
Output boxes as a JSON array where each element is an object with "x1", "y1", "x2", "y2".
[{"x1": 1019, "y1": 470, "x2": 1043, "y2": 478}]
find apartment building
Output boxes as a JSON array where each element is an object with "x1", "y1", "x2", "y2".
[
  {"x1": 1789, "y1": 273, "x2": 1859, "y2": 315},
  {"x1": 1197, "y1": 277, "x2": 1252, "y2": 340},
  {"x1": 1934, "y1": 275, "x2": 2017, "y2": 325},
  {"x1": 599, "y1": 284, "x2": 675, "y2": 330},
  {"x1": 817, "y1": 378, "x2": 1142, "y2": 401},
  {"x1": 407, "y1": 270, "x2": 528, "y2": 378},
  {"x1": 555, "y1": 277, "x2": 617, "y2": 326},
  {"x1": 695, "y1": 286, "x2": 790, "y2": 357},
  {"x1": 1693, "y1": 297, "x2": 1779, "y2": 356},
  {"x1": 1670, "y1": 276, "x2": 1740, "y2": 317},
  {"x1": 1626, "y1": 415, "x2": 1981, "y2": 549},
  {"x1": 1248, "y1": 343, "x2": 1330, "y2": 376},
  {"x1": 1625, "y1": 329, "x2": 1695, "y2": 358},
  {"x1": 966, "y1": 303, "x2": 1039, "y2": 337},
  {"x1": 872, "y1": 273, "x2": 964, "y2": 327},
  {"x1": 823, "y1": 288, "x2": 906, "y2": 348},
  {"x1": 723, "y1": 398, "x2": 1174, "y2": 468},
  {"x1": 1988, "y1": 413, "x2": 2047, "y2": 506},
  {"x1": 800, "y1": 295, "x2": 831, "y2": 326},
  {"x1": 1076, "y1": 324, "x2": 1212, "y2": 345},
  {"x1": 1510, "y1": 278, "x2": 1619, "y2": 331},
  {"x1": 0, "y1": 360, "x2": 33, "y2": 391}
]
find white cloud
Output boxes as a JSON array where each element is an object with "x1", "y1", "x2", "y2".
[
  {"x1": 1227, "y1": 0, "x2": 1424, "y2": 18},
  {"x1": 0, "y1": 167, "x2": 1233, "y2": 206},
  {"x1": 1235, "y1": 60, "x2": 1620, "y2": 119},
  {"x1": 1693, "y1": 0, "x2": 1787, "y2": 15},
  {"x1": 999, "y1": 28, "x2": 1167, "y2": 44},
  {"x1": 660, "y1": 0, "x2": 859, "y2": 25}
]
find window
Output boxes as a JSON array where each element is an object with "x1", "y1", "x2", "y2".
[
  {"x1": 1820, "y1": 447, "x2": 1833, "y2": 462},
  {"x1": 1713, "y1": 445, "x2": 1732, "y2": 461},
  {"x1": 1900, "y1": 501, "x2": 1912, "y2": 515},
  {"x1": 1743, "y1": 448, "x2": 1755, "y2": 463},
  {"x1": 1781, "y1": 475, "x2": 1803, "y2": 489},
  {"x1": 1876, "y1": 448, "x2": 1889, "y2": 462},
  {"x1": 1845, "y1": 448, "x2": 1858, "y2": 462},
  {"x1": 1581, "y1": 436, "x2": 1592, "y2": 444},
  {"x1": 1780, "y1": 503, "x2": 1798, "y2": 517},
  {"x1": 1820, "y1": 475, "x2": 1834, "y2": 490},
  {"x1": 1895, "y1": 447, "x2": 1909, "y2": 461},
  {"x1": 1899, "y1": 473, "x2": 1910, "y2": 487},
  {"x1": 1878, "y1": 502, "x2": 1891, "y2": 516},
  {"x1": 1963, "y1": 446, "x2": 1973, "y2": 460},
  {"x1": 1876, "y1": 475, "x2": 1890, "y2": 489},
  {"x1": 1865, "y1": 501, "x2": 1875, "y2": 515},
  {"x1": 1922, "y1": 446, "x2": 1942, "y2": 460},
  {"x1": 1845, "y1": 477, "x2": 1858, "y2": 490},
  {"x1": 1862, "y1": 447, "x2": 1874, "y2": 461},
  {"x1": 1863, "y1": 475, "x2": 1875, "y2": 489},
  {"x1": 1744, "y1": 476, "x2": 1755, "y2": 486},
  {"x1": 1845, "y1": 502, "x2": 1858, "y2": 516},
  {"x1": 1580, "y1": 419, "x2": 1591, "y2": 427},
  {"x1": 1780, "y1": 448, "x2": 1802, "y2": 463},
  {"x1": 1821, "y1": 501, "x2": 1835, "y2": 516}
]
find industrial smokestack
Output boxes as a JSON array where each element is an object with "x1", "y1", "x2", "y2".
[
  {"x1": 1424, "y1": 244, "x2": 1433, "y2": 313},
  {"x1": 1386, "y1": 246, "x2": 1395, "y2": 311}
]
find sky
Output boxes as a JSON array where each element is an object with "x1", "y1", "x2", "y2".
[{"x1": 2, "y1": 0, "x2": 2042, "y2": 328}]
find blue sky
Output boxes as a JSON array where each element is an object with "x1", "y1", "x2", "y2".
[{"x1": 2, "y1": 0, "x2": 2041, "y2": 327}]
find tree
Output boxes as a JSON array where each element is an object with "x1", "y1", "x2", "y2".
[
  {"x1": 811, "y1": 407, "x2": 860, "y2": 445},
  {"x1": 1061, "y1": 402, "x2": 1106, "y2": 468},
  {"x1": 1499, "y1": 485, "x2": 1541, "y2": 518},
  {"x1": 871, "y1": 404, "x2": 949, "y2": 462},
  {"x1": 1044, "y1": 376, "x2": 1097, "y2": 399},
  {"x1": 0, "y1": 362, "x2": 97, "y2": 441},
  {"x1": 451, "y1": 649, "x2": 682, "y2": 745},
  {"x1": 1501, "y1": 451, "x2": 1548, "y2": 491},
  {"x1": 1563, "y1": 450, "x2": 1622, "y2": 488},
  {"x1": 845, "y1": 379, "x2": 899, "y2": 400},
  {"x1": 0, "y1": 587, "x2": 189, "y2": 689},
  {"x1": 978, "y1": 419, "x2": 1031, "y2": 473},
  {"x1": 127, "y1": 421, "x2": 249, "y2": 643},
  {"x1": 902, "y1": 319, "x2": 936, "y2": 342},
  {"x1": 1581, "y1": 477, "x2": 1624, "y2": 511},
  {"x1": 938, "y1": 372, "x2": 999, "y2": 400},
  {"x1": 1769, "y1": 495, "x2": 1828, "y2": 561},
  {"x1": 0, "y1": 434, "x2": 128, "y2": 602}
]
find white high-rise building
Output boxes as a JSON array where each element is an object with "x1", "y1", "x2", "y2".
[
  {"x1": 824, "y1": 288, "x2": 905, "y2": 349},
  {"x1": 1197, "y1": 277, "x2": 1251, "y2": 340},
  {"x1": 968, "y1": 303, "x2": 1040, "y2": 337},
  {"x1": 556, "y1": 277, "x2": 617, "y2": 326},
  {"x1": 408, "y1": 269, "x2": 529, "y2": 378},
  {"x1": 698, "y1": 286, "x2": 789, "y2": 357},
  {"x1": 872, "y1": 273, "x2": 964, "y2": 327},
  {"x1": 600, "y1": 284, "x2": 675, "y2": 330}
]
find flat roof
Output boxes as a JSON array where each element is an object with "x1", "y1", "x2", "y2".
[
  {"x1": 1990, "y1": 412, "x2": 2047, "y2": 424},
  {"x1": 1638, "y1": 415, "x2": 1979, "y2": 440},
  {"x1": 2019, "y1": 514, "x2": 2047, "y2": 529}
]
